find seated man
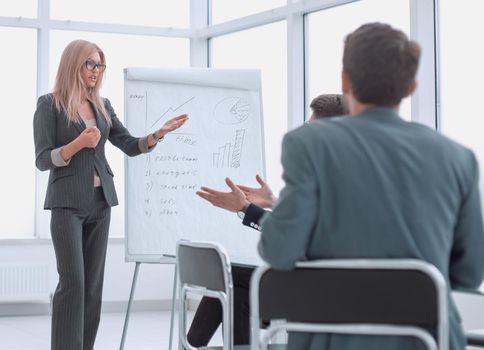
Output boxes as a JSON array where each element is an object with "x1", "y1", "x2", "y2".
[
  {"x1": 258, "y1": 23, "x2": 484, "y2": 349},
  {"x1": 187, "y1": 94, "x2": 347, "y2": 347}
]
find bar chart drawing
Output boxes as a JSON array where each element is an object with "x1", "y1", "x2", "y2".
[{"x1": 213, "y1": 129, "x2": 245, "y2": 168}]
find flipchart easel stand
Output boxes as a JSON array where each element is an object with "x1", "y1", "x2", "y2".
[{"x1": 119, "y1": 256, "x2": 178, "y2": 350}]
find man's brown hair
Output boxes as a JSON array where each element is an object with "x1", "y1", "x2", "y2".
[
  {"x1": 310, "y1": 94, "x2": 347, "y2": 119},
  {"x1": 343, "y1": 22, "x2": 421, "y2": 106}
]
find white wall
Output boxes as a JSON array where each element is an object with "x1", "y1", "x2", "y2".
[{"x1": 0, "y1": 239, "x2": 176, "y2": 314}]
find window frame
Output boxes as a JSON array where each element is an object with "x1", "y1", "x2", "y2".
[{"x1": 0, "y1": 0, "x2": 438, "y2": 239}]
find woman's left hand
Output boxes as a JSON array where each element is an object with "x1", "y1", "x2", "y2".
[{"x1": 157, "y1": 114, "x2": 189, "y2": 137}]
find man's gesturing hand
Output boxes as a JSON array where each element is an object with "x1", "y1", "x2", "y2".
[{"x1": 196, "y1": 177, "x2": 249, "y2": 212}]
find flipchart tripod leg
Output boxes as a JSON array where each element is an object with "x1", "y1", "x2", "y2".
[{"x1": 120, "y1": 262, "x2": 141, "y2": 350}]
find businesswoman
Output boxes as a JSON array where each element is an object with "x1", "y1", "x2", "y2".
[{"x1": 33, "y1": 40, "x2": 188, "y2": 350}]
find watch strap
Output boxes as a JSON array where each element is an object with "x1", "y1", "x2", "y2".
[{"x1": 152, "y1": 132, "x2": 165, "y2": 143}]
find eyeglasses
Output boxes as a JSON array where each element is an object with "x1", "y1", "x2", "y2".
[{"x1": 84, "y1": 59, "x2": 106, "y2": 72}]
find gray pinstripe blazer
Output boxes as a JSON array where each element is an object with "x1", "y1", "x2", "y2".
[{"x1": 34, "y1": 93, "x2": 142, "y2": 209}]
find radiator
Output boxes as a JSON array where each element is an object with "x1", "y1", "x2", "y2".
[{"x1": 0, "y1": 263, "x2": 50, "y2": 302}]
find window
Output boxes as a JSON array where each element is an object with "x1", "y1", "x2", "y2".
[
  {"x1": 0, "y1": 1, "x2": 437, "y2": 239},
  {"x1": 0, "y1": 27, "x2": 37, "y2": 238},
  {"x1": 50, "y1": 31, "x2": 189, "y2": 237},
  {"x1": 306, "y1": 0, "x2": 411, "y2": 120},
  {"x1": 211, "y1": 0, "x2": 285, "y2": 24},
  {"x1": 210, "y1": 21, "x2": 287, "y2": 193},
  {"x1": 439, "y1": 0, "x2": 484, "y2": 214},
  {"x1": 0, "y1": 0, "x2": 36, "y2": 17},
  {"x1": 50, "y1": 0, "x2": 189, "y2": 27}
]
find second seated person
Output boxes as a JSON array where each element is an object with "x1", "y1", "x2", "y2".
[{"x1": 187, "y1": 94, "x2": 347, "y2": 347}]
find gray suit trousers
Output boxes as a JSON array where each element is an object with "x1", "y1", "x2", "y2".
[{"x1": 50, "y1": 188, "x2": 111, "y2": 350}]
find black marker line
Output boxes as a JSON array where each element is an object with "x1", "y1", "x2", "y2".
[{"x1": 150, "y1": 96, "x2": 195, "y2": 129}]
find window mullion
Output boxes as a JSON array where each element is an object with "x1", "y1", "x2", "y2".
[
  {"x1": 190, "y1": 0, "x2": 209, "y2": 67},
  {"x1": 287, "y1": 2, "x2": 305, "y2": 130},
  {"x1": 409, "y1": 0, "x2": 438, "y2": 129},
  {"x1": 35, "y1": 0, "x2": 51, "y2": 238}
]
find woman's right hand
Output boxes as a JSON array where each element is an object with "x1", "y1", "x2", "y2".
[{"x1": 77, "y1": 127, "x2": 101, "y2": 149}]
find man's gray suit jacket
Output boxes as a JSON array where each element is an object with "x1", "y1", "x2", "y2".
[
  {"x1": 33, "y1": 94, "x2": 143, "y2": 209},
  {"x1": 259, "y1": 107, "x2": 484, "y2": 350}
]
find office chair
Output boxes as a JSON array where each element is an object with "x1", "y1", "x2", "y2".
[
  {"x1": 250, "y1": 259, "x2": 449, "y2": 350},
  {"x1": 177, "y1": 240, "x2": 235, "y2": 350},
  {"x1": 466, "y1": 331, "x2": 484, "y2": 348}
]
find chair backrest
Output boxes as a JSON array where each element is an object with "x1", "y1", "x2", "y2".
[
  {"x1": 250, "y1": 259, "x2": 448, "y2": 350},
  {"x1": 177, "y1": 240, "x2": 232, "y2": 292},
  {"x1": 176, "y1": 240, "x2": 233, "y2": 350}
]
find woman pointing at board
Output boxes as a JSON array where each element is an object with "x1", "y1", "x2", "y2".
[{"x1": 33, "y1": 39, "x2": 188, "y2": 350}]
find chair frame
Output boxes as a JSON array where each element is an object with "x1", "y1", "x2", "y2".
[
  {"x1": 177, "y1": 240, "x2": 234, "y2": 350},
  {"x1": 250, "y1": 259, "x2": 448, "y2": 350}
]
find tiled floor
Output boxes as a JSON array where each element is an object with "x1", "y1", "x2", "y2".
[
  {"x1": 2, "y1": 308, "x2": 484, "y2": 349},
  {"x1": 0, "y1": 310, "x2": 222, "y2": 350}
]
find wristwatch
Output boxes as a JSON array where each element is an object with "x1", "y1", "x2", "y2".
[
  {"x1": 237, "y1": 203, "x2": 250, "y2": 220},
  {"x1": 152, "y1": 132, "x2": 165, "y2": 143}
]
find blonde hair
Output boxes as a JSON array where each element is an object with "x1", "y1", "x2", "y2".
[{"x1": 52, "y1": 39, "x2": 111, "y2": 125}]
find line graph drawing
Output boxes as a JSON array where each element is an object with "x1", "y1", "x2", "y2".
[
  {"x1": 213, "y1": 97, "x2": 250, "y2": 125},
  {"x1": 213, "y1": 129, "x2": 245, "y2": 168},
  {"x1": 146, "y1": 96, "x2": 195, "y2": 131}
]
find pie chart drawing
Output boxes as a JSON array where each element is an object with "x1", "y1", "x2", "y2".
[{"x1": 213, "y1": 97, "x2": 250, "y2": 125}]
